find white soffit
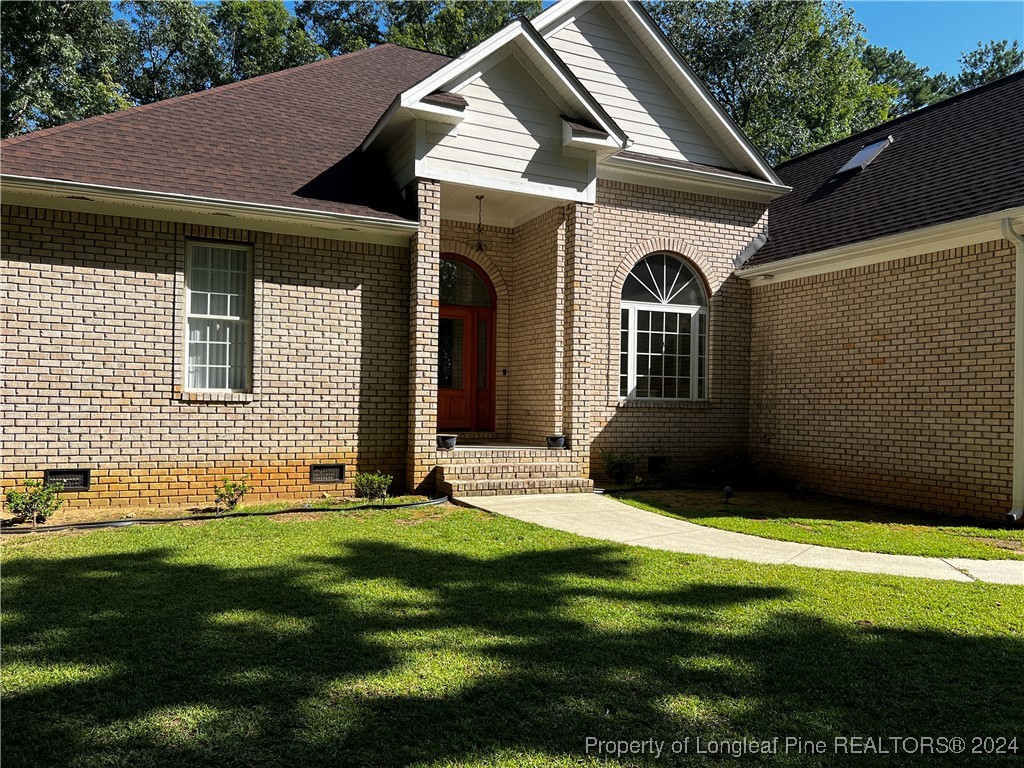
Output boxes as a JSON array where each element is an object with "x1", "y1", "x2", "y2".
[{"x1": 533, "y1": 0, "x2": 784, "y2": 186}]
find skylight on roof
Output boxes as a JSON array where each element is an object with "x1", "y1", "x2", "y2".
[{"x1": 836, "y1": 135, "x2": 893, "y2": 174}]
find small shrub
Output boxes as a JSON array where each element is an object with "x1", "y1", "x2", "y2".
[
  {"x1": 215, "y1": 474, "x2": 251, "y2": 512},
  {"x1": 599, "y1": 449, "x2": 637, "y2": 486},
  {"x1": 5, "y1": 480, "x2": 65, "y2": 523},
  {"x1": 353, "y1": 471, "x2": 392, "y2": 501}
]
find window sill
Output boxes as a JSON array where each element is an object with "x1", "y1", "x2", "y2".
[
  {"x1": 616, "y1": 398, "x2": 710, "y2": 409},
  {"x1": 179, "y1": 390, "x2": 254, "y2": 403}
]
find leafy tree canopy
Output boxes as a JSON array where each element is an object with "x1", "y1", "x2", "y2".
[
  {"x1": 116, "y1": 0, "x2": 222, "y2": 104},
  {"x1": 860, "y1": 44, "x2": 953, "y2": 117},
  {"x1": 379, "y1": 1, "x2": 540, "y2": 57},
  {"x1": 1, "y1": 0, "x2": 132, "y2": 137},
  {"x1": 646, "y1": 0, "x2": 893, "y2": 164},
  {"x1": 294, "y1": 1, "x2": 382, "y2": 56},
  {"x1": 954, "y1": 39, "x2": 1023, "y2": 91},
  {"x1": 214, "y1": 0, "x2": 326, "y2": 82},
  {"x1": 3, "y1": 0, "x2": 1021, "y2": 153}
]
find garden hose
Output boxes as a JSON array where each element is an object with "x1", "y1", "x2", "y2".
[{"x1": 0, "y1": 497, "x2": 451, "y2": 535}]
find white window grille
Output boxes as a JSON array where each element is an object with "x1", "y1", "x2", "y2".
[
  {"x1": 185, "y1": 242, "x2": 252, "y2": 391},
  {"x1": 619, "y1": 253, "x2": 707, "y2": 400}
]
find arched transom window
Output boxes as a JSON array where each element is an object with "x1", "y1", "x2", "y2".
[{"x1": 619, "y1": 253, "x2": 707, "y2": 400}]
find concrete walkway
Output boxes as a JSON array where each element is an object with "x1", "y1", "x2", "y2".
[{"x1": 461, "y1": 493, "x2": 1024, "y2": 585}]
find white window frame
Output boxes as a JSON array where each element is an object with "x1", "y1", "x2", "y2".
[
  {"x1": 618, "y1": 254, "x2": 708, "y2": 402},
  {"x1": 183, "y1": 241, "x2": 253, "y2": 393}
]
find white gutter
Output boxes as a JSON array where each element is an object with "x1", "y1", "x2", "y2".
[
  {"x1": 1, "y1": 175, "x2": 418, "y2": 246},
  {"x1": 1003, "y1": 217, "x2": 1024, "y2": 523},
  {"x1": 739, "y1": 207, "x2": 1024, "y2": 284}
]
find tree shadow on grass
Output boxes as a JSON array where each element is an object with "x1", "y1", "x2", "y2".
[{"x1": 2, "y1": 539, "x2": 1021, "y2": 767}]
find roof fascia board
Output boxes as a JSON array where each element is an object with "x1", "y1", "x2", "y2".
[
  {"x1": 360, "y1": 94, "x2": 404, "y2": 151},
  {"x1": 535, "y1": 0, "x2": 782, "y2": 186},
  {"x1": 406, "y1": 102, "x2": 466, "y2": 125},
  {"x1": 530, "y1": 0, "x2": 593, "y2": 31},
  {"x1": 599, "y1": 157, "x2": 790, "y2": 203},
  {"x1": 2, "y1": 175, "x2": 417, "y2": 246},
  {"x1": 739, "y1": 207, "x2": 1024, "y2": 285}
]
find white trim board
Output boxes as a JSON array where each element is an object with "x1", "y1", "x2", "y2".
[
  {"x1": 1, "y1": 175, "x2": 417, "y2": 247},
  {"x1": 738, "y1": 207, "x2": 1024, "y2": 285}
]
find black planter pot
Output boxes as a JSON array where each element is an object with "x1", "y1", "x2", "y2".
[
  {"x1": 436, "y1": 434, "x2": 458, "y2": 451},
  {"x1": 546, "y1": 434, "x2": 566, "y2": 449}
]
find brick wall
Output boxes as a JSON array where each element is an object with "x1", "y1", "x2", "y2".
[
  {"x1": 2, "y1": 205, "x2": 410, "y2": 508},
  {"x1": 588, "y1": 180, "x2": 768, "y2": 481},
  {"x1": 511, "y1": 208, "x2": 565, "y2": 443},
  {"x1": 749, "y1": 240, "x2": 1015, "y2": 520}
]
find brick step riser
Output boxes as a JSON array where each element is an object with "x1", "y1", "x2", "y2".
[
  {"x1": 441, "y1": 477, "x2": 595, "y2": 498},
  {"x1": 440, "y1": 464, "x2": 582, "y2": 480},
  {"x1": 438, "y1": 450, "x2": 575, "y2": 465}
]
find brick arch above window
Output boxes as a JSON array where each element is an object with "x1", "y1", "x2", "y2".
[{"x1": 613, "y1": 239, "x2": 719, "y2": 299}]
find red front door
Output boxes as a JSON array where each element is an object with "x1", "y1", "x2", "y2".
[{"x1": 438, "y1": 305, "x2": 494, "y2": 431}]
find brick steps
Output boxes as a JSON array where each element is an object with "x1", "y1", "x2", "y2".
[
  {"x1": 441, "y1": 476, "x2": 594, "y2": 497},
  {"x1": 437, "y1": 451, "x2": 592, "y2": 498}
]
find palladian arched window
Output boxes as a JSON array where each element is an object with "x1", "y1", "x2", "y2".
[{"x1": 619, "y1": 253, "x2": 707, "y2": 400}]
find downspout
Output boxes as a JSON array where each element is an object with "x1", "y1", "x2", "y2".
[
  {"x1": 734, "y1": 230, "x2": 769, "y2": 269},
  {"x1": 1002, "y1": 217, "x2": 1024, "y2": 523}
]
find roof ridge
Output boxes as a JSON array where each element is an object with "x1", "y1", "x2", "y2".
[
  {"x1": 1, "y1": 44, "x2": 450, "y2": 147},
  {"x1": 775, "y1": 70, "x2": 1024, "y2": 170}
]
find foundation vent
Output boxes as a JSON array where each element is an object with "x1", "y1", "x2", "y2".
[
  {"x1": 310, "y1": 464, "x2": 346, "y2": 483},
  {"x1": 43, "y1": 468, "x2": 91, "y2": 491}
]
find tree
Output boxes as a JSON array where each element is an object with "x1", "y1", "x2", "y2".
[
  {"x1": 381, "y1": 1, "x2": 541, "y2": 57},
  {"x1": 117, "y1": 0, "x2": 221, "y2": 104},
  {"x1": 214, "y1": 1, "x2": 325, "y2": 82},
  {"x1": 294, "y1": 1, "x2": 384, "y2": 56},
  {"x1": 954, "y1": 39, "x2": 1023, "y2": 91},
  {"x1": 1, "y1": 0, "x2": 132, "y2": 137},
  {"x1": 646, "y1": 0, "x2": 893, "y2": 164},
  {"x1": 860, "y1": 45, "x2": 952, "y2": 117}
]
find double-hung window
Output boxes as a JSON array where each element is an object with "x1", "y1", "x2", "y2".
[
  {"x1": 185, "y1": 242, "x2": 252, "y2": 392},
  {"x1": 619, "y1": 253, "x2": 707, "y2": 400}
]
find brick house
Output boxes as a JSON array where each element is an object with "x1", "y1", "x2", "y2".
[{"x1": 2, "y1": 0, "x2": 1022, "y2": 521}]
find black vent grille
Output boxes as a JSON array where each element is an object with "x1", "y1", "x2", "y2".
[
  {"x1": 43, "y1": 469, "x2": 91, "y2": 491},
  {"x1": 310, "y1": 464, "x2": 346, "y2": 483}
]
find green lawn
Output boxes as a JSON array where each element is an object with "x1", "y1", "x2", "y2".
[
  {"x1": 2, "y1": 507, "x2": 1022, "y2": 767},
  {"x1": 618, "y1": 490, "x2": 1024, "y2": 561}
]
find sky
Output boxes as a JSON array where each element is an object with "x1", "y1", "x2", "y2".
[{"x1": 846, "y1": 1, "x2": 1024, "y2": 75}]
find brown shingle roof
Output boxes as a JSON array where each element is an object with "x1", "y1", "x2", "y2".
[
  {"x1": 748, "y1": 72, "x2": 1024, "y2": 267},
  {"x1": 1, "y1": 44, "x2": 451, "y2": 221}
]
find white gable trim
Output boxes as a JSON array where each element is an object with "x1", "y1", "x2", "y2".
[
  {"x1": 362, "y1": 19, "x2": 627, "y2": 152},
  {"x1": 533, "y1": 0, "x2": 784, "y2": 186}
]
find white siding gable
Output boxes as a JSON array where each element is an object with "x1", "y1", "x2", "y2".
[
  {"x1": 416, "y1": 52, "x2": 593, "y2": 201},
  {"x1": 546, "y1": 3, "x2": 731, "y2": 167}
]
